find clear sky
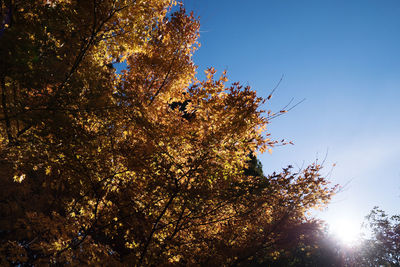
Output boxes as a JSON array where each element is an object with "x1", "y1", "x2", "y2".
[{"x1": 185, "y1": 0, "x2": 400, "y2": 233}]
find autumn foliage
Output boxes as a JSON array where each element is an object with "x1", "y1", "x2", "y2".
[{"x1": 0, "y1": 1, "x2": 336, "y2": 265}]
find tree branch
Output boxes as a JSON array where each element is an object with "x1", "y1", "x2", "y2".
[
  {"x1": 138, "y1": 190, "x2": 177, "y2": 266},
  {"x1": 1, "y1": 74, "x2": 13, "y2": 142}
]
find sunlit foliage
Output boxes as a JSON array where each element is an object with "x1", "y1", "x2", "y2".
[{"x1": 0, "y1": 1, "x2": 336, "y2": 265}]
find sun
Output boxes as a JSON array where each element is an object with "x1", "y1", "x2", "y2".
[{"x1": 329, "y1": 219, "x2": 362, "y2": 245}]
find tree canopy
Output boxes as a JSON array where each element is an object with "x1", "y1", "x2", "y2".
[{"x1": 0, "y1": 1, "x2": 337, "y2": 265}]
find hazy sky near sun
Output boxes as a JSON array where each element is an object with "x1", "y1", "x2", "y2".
[{"x1": 184, "y1": 0, "x2": 400, "y2": 227}]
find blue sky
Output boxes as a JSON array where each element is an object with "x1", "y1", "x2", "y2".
[{"x1": 185, "y1": 0, "x2": 400, "y2": 232}]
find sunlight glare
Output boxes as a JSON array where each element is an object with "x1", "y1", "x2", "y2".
[{"x1": 329, "y1": 219, "x2": 362, "y2": 245}]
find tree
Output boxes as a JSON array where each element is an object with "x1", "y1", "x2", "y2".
[
  {"x1": 349, "y1": 207, "x2": 400, "y2": 266},
  {"x1": 0, "y1": 1, "x2": 337, "y2": 265}
]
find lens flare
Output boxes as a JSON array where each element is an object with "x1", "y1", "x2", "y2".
[{"x1": 329, "y1": 219, "x2": 362, "y2": 245}]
